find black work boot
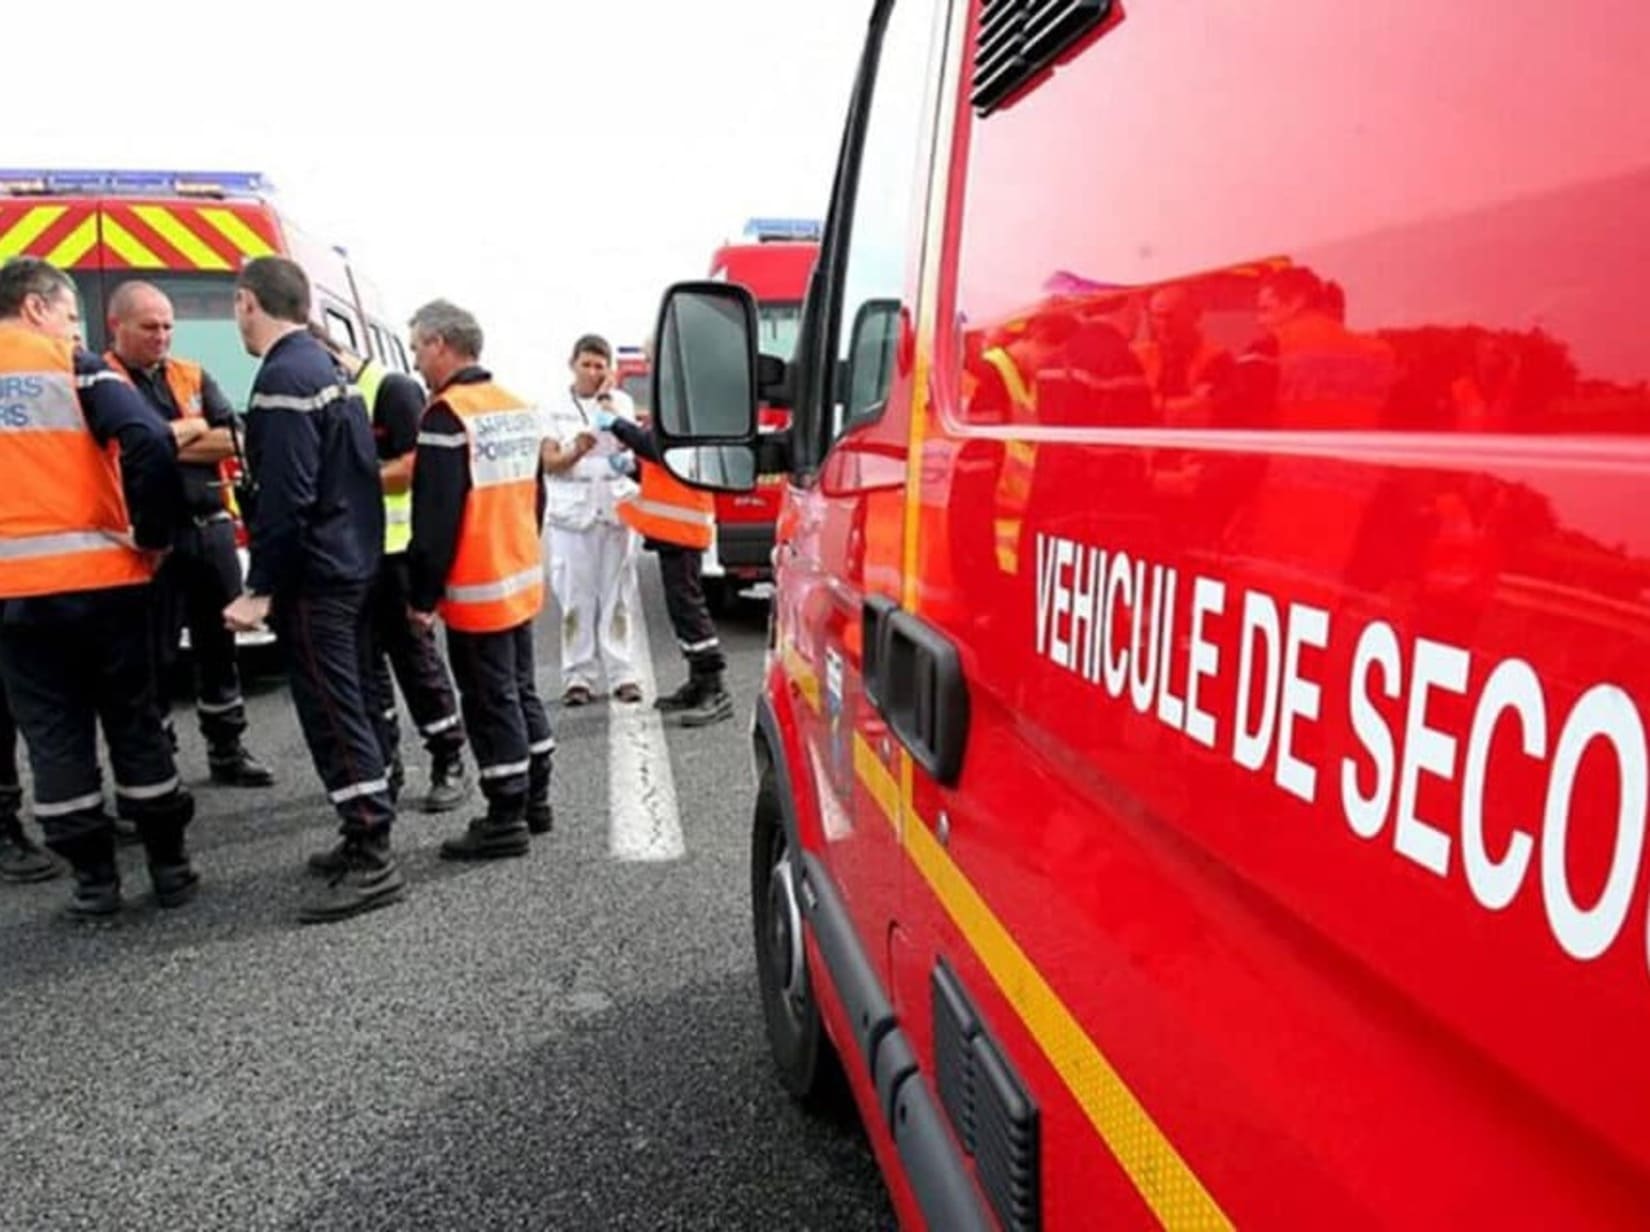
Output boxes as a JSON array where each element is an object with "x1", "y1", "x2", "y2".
[
  {"x1": 0, "y1": 812, "x2": 59, "y2": 884},
  {"x1": 139, "y1": 790, "x2": 199, "y2": 909},
  {"x1": 421, "y1": 748, "x2": 471, "y2": 815},
  {"x1": 306, "y1": 838, "x2": 350, "y2": 876},
  {"x1": 653, "y1": 677, "x2": 703, "y2": 713},
  {"x1": 59, "y1": 829, "x2": 121, "y2": 921},
  {"x1": 110, "y1": 800, "x2": 141, "y2": 847},
  {"x1": 526, "y1": 754, "x2": 553, "y2": 836},
  {"x1": 440, "y1": 800, "x2": 531, "y2": 861},
  {"x1": 676, "y1": 676, "x2": 735, "y2": 728},
  {"x1": 299, "y1": 835, "x2": 405, "y2": 924},
  {"x1": 209, "y1": 740, "x2": 275, "y2": 788}
]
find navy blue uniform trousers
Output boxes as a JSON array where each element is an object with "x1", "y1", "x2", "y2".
[{"x1": 273, "y1": 584, "x2": 395, "y2": 838}]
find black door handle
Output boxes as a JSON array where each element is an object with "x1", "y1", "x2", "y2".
[{"x1": 862, "y1": 599, "x2": 970, "y2": 787}]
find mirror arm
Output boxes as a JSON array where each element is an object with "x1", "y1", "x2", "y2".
[
  {"x1": 757, "y1": 354, "x2": 791, "y2": 409},
  {"x1": 755, "y1": 429, "x2": 793, "y2": 476}
]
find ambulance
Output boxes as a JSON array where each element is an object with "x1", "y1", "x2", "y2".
[
  {"x1": 645, "y1": 1, "x2": 1650, "y2": 1227},
  {"x1": 0, "y1": 168, "x2": 413, "y2": 647},
  {"x1": 699, "y1": 217, "x2": 820, "y2": 608}
]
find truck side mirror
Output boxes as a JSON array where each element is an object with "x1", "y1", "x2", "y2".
[
  {"x1": 651, "y1": 281, "x2": 763, "y2": 494},
  {"x1": 653, "y1": 281, "x2": 760, "y2": 444}
]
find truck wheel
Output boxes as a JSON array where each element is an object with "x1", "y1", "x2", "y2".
[{"x1": 751, "y1": 766, "x2": 845, "y2": 1108}]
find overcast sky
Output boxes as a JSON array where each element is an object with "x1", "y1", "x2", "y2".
[{"x1": 7, "y1": 0, "x2": 869, "y2": 402}]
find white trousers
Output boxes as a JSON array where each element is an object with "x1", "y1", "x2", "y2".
[{"x1": 548, "y1": 521, "x2": 639, "y2": 692}]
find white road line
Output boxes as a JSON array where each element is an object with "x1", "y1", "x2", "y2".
[{"x1": 608, "y1": 567, "x2": 686, "y2": 862}]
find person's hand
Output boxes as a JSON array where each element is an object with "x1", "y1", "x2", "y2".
[
  {"x1": 171, "y1": 418, "x2": 209, "y2": 447},
  {"x1": 593, "y1": 407, "x2": 618, "y2": 431},
  {"x1": 407, "y1": 606, "x2": 438, "y2": 634},
  {"x1": 224, "y1": 593, "x2": 271, "y2": 633},
  {"x1": 607, "y1": 452, "x2": 634, "y2": 476},
  {"x1": 573, "y1": 430, "x2": 599, "y2": 454}
]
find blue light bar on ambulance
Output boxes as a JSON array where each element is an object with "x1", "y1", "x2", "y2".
[
  {"x1": 741, "y1": 217, "x2": 823, "y2": 243},
  {"x1": 0, "y1": 169, "x2": 272, "y2": 198}
]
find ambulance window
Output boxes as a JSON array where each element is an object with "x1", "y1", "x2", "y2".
[
  {"x1": 392, "y1": 335, "x2": 411, "y2": 373},
  {"x1": 825, "y1": 0, "x2": 942, "y2": 442}
]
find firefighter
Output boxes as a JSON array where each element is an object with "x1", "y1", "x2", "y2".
[
  {"x1": 0, "y1": 256, "x2": 198, "y2": 917},
  {"x1": 224, "y1": 256, "x2": 402, "y2": 924},
  {"x1": 543, "y1": 334, "x2": 644, "y2": 707},
  {"x1": 0, "y1": 687, "x2": 58, "y2": 884},
  {"x1": 104, "y1": 281, "x2": 275, "y2": 789},
  {"x1": 595, "y1": 406, "x2": 733, "y2": 726},
  {"x1": 406, "y1": 299, "x2": 570, "y2": 856},
  {"x1": 311, "y1": 326, "x2": 472, "y2": 815}
]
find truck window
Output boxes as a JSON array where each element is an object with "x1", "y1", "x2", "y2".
[
  {"x1": 620, "y1": 373, "x2": 649, "y2": 407},
  {"x1": 757, "y1": 301, "x2": 803, "y2": 362},
  {"x1": 323, "y1": 306, "x2": 358, "y2": 353},
  {"x1": 948, "y1": 3, "x2": 1650, "y2": 435},
  {"x1": 823, "y1": 0, "x2": 943, "y2": 442}
]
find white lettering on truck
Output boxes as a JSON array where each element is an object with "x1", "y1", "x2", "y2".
[{"x1": 1031, "y1": 532, "x2": 1650, "y2": 985}]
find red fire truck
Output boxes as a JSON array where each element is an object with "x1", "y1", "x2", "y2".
[
  {"x1": 0, "y1": 168, "x2": 412, "y2": 647},
  {"x1": 615, "y1": 344, "x2": 651, "y2": 408},
  {"x1": 646, "y1": 1, "x2": 1650, "y2": 1227},
  {"x1": 700, "y1": 218, "x2": 819, "y2": 608}
]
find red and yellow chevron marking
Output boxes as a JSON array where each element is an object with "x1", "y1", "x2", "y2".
[
  {"x1": 0, "y1": 201, "x2": 279, "y2": 272},
  {"x1": 99, "y1": 202, "x2": 277, "y2": 271},
  {"x1": 0, "y1": 203, "x2": 101, "y2": 268}
]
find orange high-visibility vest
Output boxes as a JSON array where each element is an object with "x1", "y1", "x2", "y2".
[
  {"x1": 438, "y1": 379, "x2": 545, "y2": 633},
  {"x1": 0, "y1": 327, "x2": 152, "y2": 597},
  {"x1": 103, "y1": 351, "x2": 239, "y2": 516},
  {"x1": 618, "y1": 457, "x2": 716, "y2": 550},
  {"x1": 105, "y1": 351, "x2": 203, "y2": 420}
]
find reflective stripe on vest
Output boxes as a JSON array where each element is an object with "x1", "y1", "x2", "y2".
[
  {"x1": 617, "y1": 458, "x2": 716, "y2": 550},
  {"x1": 438, "y1": 379, "x2": 545, "y2": 633},
  {"x1": 0, "y1": 328, "x2": 151, "y2": 598},
  {"x1": 352, "y1": 360, "x2": 413, "y2": 554}
]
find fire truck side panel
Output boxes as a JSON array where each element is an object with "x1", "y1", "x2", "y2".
[{"x1": 779, "y1": 0, "x2": 1650, "y2": 1226}]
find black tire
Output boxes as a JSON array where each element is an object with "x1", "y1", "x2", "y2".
[{"x1": 751, "y1": 764, "x2": 846, "y2": 1109}]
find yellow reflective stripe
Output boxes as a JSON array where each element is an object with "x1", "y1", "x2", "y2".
[
  {"x1": 780, "y1": 640, "x2": 820, "y2": 714},
  {"x1": 846, "y1": 736, "x2": 1232, "y2": 1230},
  {"x1": 132, "y1": 206, "x2": 230, "y2": 270},
  {"x1": 852, "y1": 734, "x2": 901, "y2": 827},
  {"x1": 44, "y1": 216, "x2": 98, "y2": 267},
  {"x1": 0, "y1": 206, "x2": 65, "y2": 258},
  {"x1": 100, "y1": 216, "x2": 165, "y2": 269},
  {"x1": 901, "y1": 0, "x2": 966, "y2": 607},
  {"x1": 197, "y1": 207, "x2": 274, "y2": 258}
]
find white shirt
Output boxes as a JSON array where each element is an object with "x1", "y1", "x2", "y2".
[{"x1": 541, "y1": 386, "x2": 640, "y2": 531}]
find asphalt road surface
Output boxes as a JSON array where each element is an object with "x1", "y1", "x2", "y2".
[{"x1": 0, "y1": 559, "x2": 894, "y2": 1231}]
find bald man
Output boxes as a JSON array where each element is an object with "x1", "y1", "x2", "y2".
[{"x1": 105, "y1": 281, "x2": 275, "y2": 791}]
